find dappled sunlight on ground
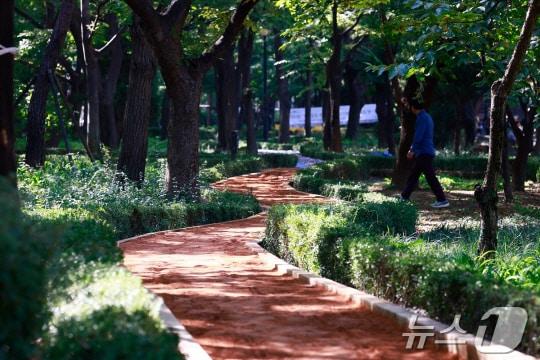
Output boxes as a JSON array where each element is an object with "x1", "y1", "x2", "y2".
[
  {"x1": 121, "y1": 169, "x2": 455, "y2": 359},
  {"x1": 370, "y1": 179, "x2": 540, "y2": 232}
]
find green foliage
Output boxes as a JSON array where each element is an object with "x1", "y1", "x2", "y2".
[
  {"x1": 300, "y1": 145, "x2": 539, "y2": 182},
  {"x1": 263, "y1": 199, "x2": 540, "y2": 355},
  {"x1": 260, "y1": 153, "x2": 298, "y2": 168},
  {"x1": 353, "y1": 193, "x2": 417, "y2": 235},
  {"x1": 0, "y1": 180, "x2": 52, "y2": 359},
  {"x1": 42, "y1": 267, "x2": 182, "y2": 360},
  {"x1": 13, "y1": 155, "x2": 262, "y2": 357},
  {"x1": 321, "y1": 182, "x2": 367, "y2": 201},
  {"x1": 44, "y1": 306, "x2": 181, "y2": 360}
]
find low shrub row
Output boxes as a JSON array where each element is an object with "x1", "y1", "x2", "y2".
[
  {"x1": 3, "y1": 155, "x2": 265, "y2": 359},
  {"x1": 300, "y1": 143, "x2": 540, "y2": 181},
  {"x1": 262, "y1": 199, "x2": 540, "y2": 356}
]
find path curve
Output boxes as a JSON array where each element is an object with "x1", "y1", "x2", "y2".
[{"x1": 121, "y1": 169, "x2": 455, "y2": 359}]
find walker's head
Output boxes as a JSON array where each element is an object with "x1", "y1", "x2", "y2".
[{"x1": 408, "y1": 98, "x2": 425, "y2": 115}]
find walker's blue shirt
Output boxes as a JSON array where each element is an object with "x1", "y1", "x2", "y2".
[{"x1": 412, "y1": 110, "x2": 436, "y2": 157}]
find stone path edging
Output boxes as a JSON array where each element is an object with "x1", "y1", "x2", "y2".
[
  {"x1": 118, "y1": 159, "x2": 535, "y2": 360},
  {"x1": 244, "y1": 224, "x2": 534, "y2": 360}
]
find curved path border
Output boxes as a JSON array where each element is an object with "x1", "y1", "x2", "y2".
[{"x1": 119, "y1": 168, "x2": 532, "y2": 360}]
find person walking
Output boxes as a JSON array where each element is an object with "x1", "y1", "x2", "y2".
[{"x1": 400, "y1": 98, "x2": 449, "y2": 208}]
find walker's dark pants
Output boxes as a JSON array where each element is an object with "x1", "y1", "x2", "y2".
[{"x1": 401, "y1": 154, "x2": 446, "y2": 202}]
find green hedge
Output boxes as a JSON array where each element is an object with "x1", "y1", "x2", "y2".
[
  {"x1": 12, "y1": 155, "x2": 264, "y2": 358},
  {"x1": 261, "y1": 153, "x2": 298, "y2": 168},
  {"x1": 0, "y1": 182, "x2": 52, "y2": 359},
  {"x1": 262, "y1": 198, "x2": 540, "y2": 356},
  {"x1": 300, "y1": 143, "x2": 540, "y2": 181}
]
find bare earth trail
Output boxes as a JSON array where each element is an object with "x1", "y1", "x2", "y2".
[{"x1": 121, "y1": 169, "x2": 455, "y2": 360}]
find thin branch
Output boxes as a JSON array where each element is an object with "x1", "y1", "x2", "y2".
[
  {"x1": 95, "y1": 25, "x2": 127, "y2": 53},
  {"x1": 197, "y1": 0, "x2": 259, "y2": 71},
  {"x1": 90, "y1": 0, "x2": 111, "y2": 37},
  {"x1": 341, "y1": 14, "x2": 362, "y2": 38},
  {"x1": 498, "y1": 0, "x2": 540, "y2": 95},
  {"x1": 344, "y1": 35, "x2": 367, "y2": 65}
]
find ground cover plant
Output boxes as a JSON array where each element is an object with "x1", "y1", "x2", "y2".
[
  {"x1": 263, "y1": 200, "x2": 540, "y2": 355},
  {"x1": 1, "y1": 152, "x2": 268, "y2": 359},
  {"x1": 3, "y1": 0, "x2": 540, "y2": 358}
]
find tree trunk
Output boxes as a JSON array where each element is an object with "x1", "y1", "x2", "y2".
[
  {"x1": 245, "y1": 90, "x2": 257, "y2": 155},
  {"x1": 511, "y1": 104, "x2": 535, "y2": 191},
  {"x1": 344, "y1": 67, "x2": 364, "y2": 140},
  {"x1": 261, "y1": 34, "x2": 270, "y2": 141},
  {"x1": 476, "y1": 0, "x2": 539, "y2": 256},
  {"x1": 206, "y1": 92, "x2": 212, "y2": 126},
  {"x1": 382, "y1": 77, "x2": 396, "y2": 154},
  {"x1": 375, "y1": 83, "x2": 386, "y2": 148},
  {"x1": 215, "y1": 46, "x2": 237, "y2": 151},
  {"x1": 304, "y1": 69, "x2": 313, "y2": 138},
  {"x1": 326, "y1": 0, "x2": 343, "y2": 152},
  {"x1": 25, "y1": 0, "x2": 74, "y2": 167},
  {"x1": 123, "y1": 0, "x2": 258, "y2": 197},
  {"x1": 99, "y1": 13, "x2": 123, "y2": 149},
  {"x1": 117, "y1": 21, "x2": 156, "y2": 184},
  {"x1": 274, "y1": 33, "x2": 290, "y2": 143},
  {"x1": 238, "y1": 29, "x2": 254, "y2": 129},
  {"x1": 0, "y1": 0, "x2": 17, "y2": 185},
  {"x1": 81, "y1": 0, "x2": 101, "y2": 159},
  {"x1": 454, "y1": 105, "x2": 462, "y2": 155},
  {"x1": 501, "y1": 125, "x2": 513, "y2": 203},
  {"x1": 322, "y1": 87, "x2": 332, "y2": 150},
  {"x1": 69, "y1": 12, "x2": 86, "y2": 137}
]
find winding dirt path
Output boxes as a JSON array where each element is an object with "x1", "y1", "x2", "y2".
[{"x1": 121, "y1": 169, "x2": 455, "y2": 359}]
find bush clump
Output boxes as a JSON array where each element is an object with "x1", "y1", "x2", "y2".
[
  {"x1": 263, "y1": 194, "x2": 417, "y2": 280},
  {"x1": 263, "y1": 198, "x2": 540, "y2": 356},
  {"x1": 0, "y1": 181, "x2": 52, "y2": 359},
  {"x1": 43, "y1": 268, "x2": 182, "y2": 360}
]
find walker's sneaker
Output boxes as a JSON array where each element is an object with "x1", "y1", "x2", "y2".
[{"x1": 431, "y1": 200, "x2": 450, "y2": 208}]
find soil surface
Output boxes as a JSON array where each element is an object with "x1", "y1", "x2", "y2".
[
  {"x1": 121, "y1": 169, "x2": 456, "y2": 359},
  {"x1": 373, "y1": 182, "x2": 540, "y2": 232}
]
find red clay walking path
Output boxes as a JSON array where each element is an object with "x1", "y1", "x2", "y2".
[{"x1": 121, "y1": 169, "x2": 455, "y2": 359}]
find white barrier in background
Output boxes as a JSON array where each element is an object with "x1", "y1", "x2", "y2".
[{"x1": 289, "y1": 104, "x2": 378, "y2": 128}]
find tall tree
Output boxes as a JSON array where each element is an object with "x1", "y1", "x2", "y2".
[
  {"x1": 99, "y1": 13, "x2": 124, "y2": 149},
  {"x1": 123, "y1": 0, "x2": 259, "y2": 197},
  {"x1": 215, "y1": 46, "x2": 237, "y2": 152},
  {"x1": 237, "y1": 29, "x2": 255, "y2": 129},
  {"x1": 375, "y1": 77, "x2": 396, "y2": 154},
  {"x1": 25, "y1": 0, "x2": 75, "y2": 167},
  {"x1": 304, "y1": 68, "x2": 313, "y2": 138},
  {"x1": 476, "y1": 0, "x2": 539, "y2": 256},
  {"x1": 117, "y1": 20, "x2": 156, "y2": 184},
  {"x1": 274, "y1": 32, "x2": 291, "y2": 143},
  {"x1": 80, "y1": 0, "x2": 102, "y2": 159},
  {"x1": 344, "y1": 44, "x2": 365, "y2": 140},
  {"x1": 0, "y1": 0, "x2": 17, "y2": 186}
]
